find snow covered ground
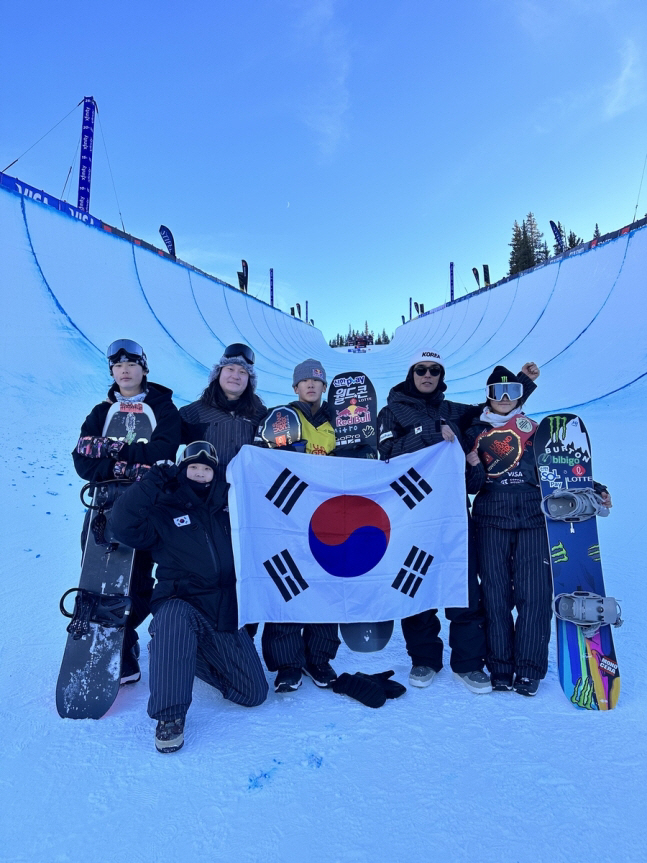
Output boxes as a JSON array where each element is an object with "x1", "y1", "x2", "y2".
[{"x1": 1, "y1": 183, "x2": 645, "y2": 863}]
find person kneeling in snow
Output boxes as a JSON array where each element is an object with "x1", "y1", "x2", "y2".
[{"x1": 111, "y1": 441, "x2": 268, "y2": 753}]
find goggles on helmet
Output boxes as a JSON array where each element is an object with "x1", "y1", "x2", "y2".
[
  {"x1": 107, "y1": 339, "x2": 146, "y2": 362},
  {"x1": 177, "y1": 441, "x2": 219, "y2": 467},
  {"x1": 486, "y1": 382, "x2": 523, "y2": 401},
  {"x1": 223, "y1": 343, "x2": 255, "y2": 365}
]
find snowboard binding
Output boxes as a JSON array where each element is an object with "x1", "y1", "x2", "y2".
[
  {"x1": 60, "y1": 587, "x2": 133, "y2": 639},
  {"x1": 553, "y1": 591, "x2": 623, "y2": 639},
  {"x1": 540, "y1": 488, "x2": 610, "y2": 523}
]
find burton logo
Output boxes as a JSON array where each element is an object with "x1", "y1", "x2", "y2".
[{"x1": 392, "y1": 545, "x2": 434, "y2": 597}]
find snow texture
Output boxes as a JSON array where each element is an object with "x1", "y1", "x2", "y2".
[{"x1": 1, "y1": 185, "x2": 645, "y2": 862}]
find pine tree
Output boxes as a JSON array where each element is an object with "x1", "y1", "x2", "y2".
[
  {"x1": 508, "y1": 221, "x2": 523, "y2": 275},
  {"x1": 593, "y1": 223, "x2": 601, "y2": 240},
  {"x1": 567, "y1": 230, "x2": 582, "y2": 249},
  {"x1": 538, "y1": 240, "x2": 551, "y2": 262},
  {"x1": 525, "y1": 212, "x2": 544, "y2": 262}
]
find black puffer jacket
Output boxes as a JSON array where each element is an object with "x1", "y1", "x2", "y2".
[
  {"x1": 72, "y1": 382, "x2": 181, "y2": 482},
  {"x1": 179, "y1": 396, "x2": 267, "y2": 482},
  {"x1": 111, "y1": 464, "x2": 237, "y2": 630}
]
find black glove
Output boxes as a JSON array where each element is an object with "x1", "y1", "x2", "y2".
[
  {"x1": 76, "y1": 436, "x2": 125, "y2": 459},
  {"x1": 331, "y1": 673, "x2": 386, "y2": 708},
  {"x1": 356, "y1": 670, "x2": 406, "y2": 699},
  {"x1": 113, "y1": 462, "x2": 151, "y2": 481}
]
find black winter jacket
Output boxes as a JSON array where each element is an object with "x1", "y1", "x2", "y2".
[
  {"x1": 377, "y1": 386, "x2": 478, "y2": 459},
  {"x1": 179, "y1": 397, "x2": 267, "y2": 482},
  {"x1": 463, "y1": 413, "x2": 544, "y2": 530},
  {"x1": 72, "y1": 382, "x2": 181, "y2": 482},
  {"x1": 377, "y1": 372, "x2": 536, "y2": 461},
  {"x1": 111, "y1": 464, "x2": 238, "y2": 630}
]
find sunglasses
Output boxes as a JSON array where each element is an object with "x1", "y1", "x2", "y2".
[
  {"x1": 486, "y1": 382, "x2": 523, "y2": 400},
  {"x1": 413, "y1": 365, "x2": 442, "y2": 377},
  {"x1": 223, "y1": 343, "x2": 255, "y2": 365}
]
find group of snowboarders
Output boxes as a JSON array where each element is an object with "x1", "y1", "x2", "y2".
[{"x1": 70, "y1": 338, "x2": 611, "y2": 752}]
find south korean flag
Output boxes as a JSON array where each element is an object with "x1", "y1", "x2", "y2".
[{"x1": 226, "y1": 442, "x2": 468, "y2": 626}]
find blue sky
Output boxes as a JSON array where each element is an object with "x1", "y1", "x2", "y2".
[{"x1": 2, "y1": 0, "x2": 645, "y2": 341}]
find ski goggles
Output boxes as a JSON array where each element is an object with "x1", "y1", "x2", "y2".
[
  {"x1": 106, "y1": 339, "x2": 146, "y2": 361},
  {"x1": 177, "y1": 441, "x2": 219, "y2": 467},
  {"x1": 486, "y1": 382, "x2": 523, "y2": 401},
  {"x1": 223, "y1": 343, "x2": 255, "y2": 365},
  {"x1": 413, "y1": 364, "x2": 443, "y2": 377}
]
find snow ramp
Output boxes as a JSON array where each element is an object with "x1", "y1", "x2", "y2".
[{"x1": 1, "y1": 175, "x2": 645, "y2": 863}]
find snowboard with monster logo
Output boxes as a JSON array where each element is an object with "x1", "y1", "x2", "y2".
[{"x1": 534, "y1": 414, "x2": 620, "y2": 710}]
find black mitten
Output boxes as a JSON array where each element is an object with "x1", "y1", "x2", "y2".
[
  {"x1": 331, "y1": 673, "x2": 386, "y2": 708},
  {"x1": 357, "y1": 670, "x2": 406, "y2": 700}
]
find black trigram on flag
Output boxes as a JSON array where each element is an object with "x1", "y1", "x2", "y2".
[
  {"x1": 391, "y1": 468, "x2": 432, "y2": 509},
  {"x1": 392, "y1": 546, "x2": 434, "y2": 597},
  {"x1": 263, "y1": 550, "x2": 309, "y2": 602},
  {"x1": 265, "y1": 468, "x2": 308, "y2": 515}
]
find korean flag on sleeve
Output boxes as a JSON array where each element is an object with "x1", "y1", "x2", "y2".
[{"x1": 226, "y1": 442, "x2": 468, "y2": 626}]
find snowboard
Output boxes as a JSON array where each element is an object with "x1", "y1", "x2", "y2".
[
  {"x1": 331, "y1": 371, "x2": 392, "y2": 652},
  {"x1": 259, "y1": 406, "x2": 303, "y2": 449},
  {"x1": 534, "y1": 414, "x2": 620, "y2": 710},
  {"x1": 328, "y1": 371, "x2": 377, "y2": 455},
  {"x1": 56, "y1": 401, "x2": 156, "y2": 719}
]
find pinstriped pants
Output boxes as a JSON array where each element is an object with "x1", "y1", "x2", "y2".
[
  {"x1": 147, "y1": 599, "x2": 268, "y2": 721},
  {"x1": 477, "y1": 527, "x2": 552, "y2": 680},
  {"x1": 261, "y1": 623, "x2": 340, "y2": 672}
]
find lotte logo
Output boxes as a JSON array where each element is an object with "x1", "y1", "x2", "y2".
[{"x1": 572, "y1": 464, "x2": 586, "y2": 476}]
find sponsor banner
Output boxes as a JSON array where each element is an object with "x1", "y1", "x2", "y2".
[
  {"x1": 77, "y1": 97, "x2": 96, "y2": 212},
  {"x1": 227, "y1": 442, "x2": 469, "y2": 626},
  {"x1": 0, "y1": 171, "x2": 102, "y2": 228}
]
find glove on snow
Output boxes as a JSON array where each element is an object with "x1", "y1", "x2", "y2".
[
  {"x1": 113, "y1": 462, "x2": 151, "y2": 481},
  {"x1": 356, "y1": 670, "x2": 406, "y2": 699},
  {"x1": 76, "y1": 436, "x2": 125, "y2": 459},
  {"x1": 331, "y1": 673, "x2": 387, "y2": 708}
]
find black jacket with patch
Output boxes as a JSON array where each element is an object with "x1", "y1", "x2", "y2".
[
  {"x1": 72, "y1": 382, "x2": 181, "y2": 482},
  {"x1": 111, "y1": 464, "x2": 237, "y2": 630}
]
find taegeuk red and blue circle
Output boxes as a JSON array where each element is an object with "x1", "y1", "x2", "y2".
[{"x1": 308, "y1": 495, "x2": 391, "y2": 577}]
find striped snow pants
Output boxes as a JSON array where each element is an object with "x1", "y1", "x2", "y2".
[
  {"x1": 147, "y1": 599, "x2": 268, "y2": 720},
  {"x1": 477, "y1": 526, "x2": 553, "y2": 680},
  {"x1": 260, "y1": 623, "x2": 341, "y2": 672}
]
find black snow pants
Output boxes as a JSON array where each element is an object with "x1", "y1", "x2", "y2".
[{"x1": 401, "y1": 523, "x2": 486, "y2": 673}]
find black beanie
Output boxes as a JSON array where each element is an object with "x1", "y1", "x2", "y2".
[{"x1": 487, "y1": 365, "x2": 520, "y2": 386}]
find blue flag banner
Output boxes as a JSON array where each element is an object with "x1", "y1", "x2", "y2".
[
  {"x1": 227, "y1": 443, "x2": 469, "y2": 626},
  {"x1": 159, "y1": 225, "x2": 176, "y2": 257},
  {"x1": 77, "y1": 97, "x2": 96, "y2": 213}
]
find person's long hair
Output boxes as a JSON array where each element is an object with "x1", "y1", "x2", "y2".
[{"x1": 200, "y1": 375, "x2": 265, "y2": 419}]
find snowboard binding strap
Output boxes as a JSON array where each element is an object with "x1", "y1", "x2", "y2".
[
  {"x1": 553, "y1": 591, "x2": 623, "y2": 639},
  {"x1": 541, "y1": 488, "x2": 610, "y2": 524},
  {"x1": 60, "y1": 588, "x2": 133, "y2": 639}
]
